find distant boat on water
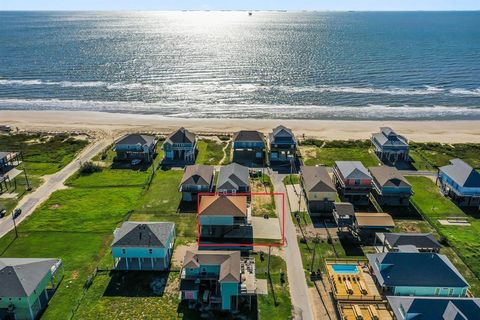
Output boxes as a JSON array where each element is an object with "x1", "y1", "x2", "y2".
[{"x1": 248, "y1": 12, "x2": 252, "y2": 16}]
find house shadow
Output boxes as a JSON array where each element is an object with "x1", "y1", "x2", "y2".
[
  {"x1": 459, "y1": 206, "x2": 480, "y2": 219},
  {"x1": 269, "y1": 158, "x2": 301, "y2": 174},
  {"x1": 176, "y1": 296, "x2": 258, "y2": 320},
  {"x1": 177, "y1": 201, "x2": 198, "y2": 214},
  {"x1": 103, "y1": 270, "x2": 171, "y2": 297},
  {"x1": 110, "y1": 159, "x2": 154, "y2": 172},
  {"x1": 382, "y1": 160, "x2": 416, "y2": 171},
  {"x1": 338, "y1": 237, "x2": 365, "y2": 256},
  {"x1": 380, "y1": 204, "x2": 422, "y2": 219}
]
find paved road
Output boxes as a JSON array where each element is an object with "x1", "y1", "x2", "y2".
[
  {"x1": 0, "y1": 137, "x2": 111, "y2": 238},
  {"x1": 270, "y1": 170, "x2": 314, "y2": 320}
]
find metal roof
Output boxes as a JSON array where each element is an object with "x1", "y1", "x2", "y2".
[
  {"x1": 440, "y1": 159, "x2": 480, "y2": 188},
  {"x1": 372, "y1": 127, "x2": 408, "y2": 147},
  {"x1": 367, "y1": 252, "x2": 469, "y2": 288}
]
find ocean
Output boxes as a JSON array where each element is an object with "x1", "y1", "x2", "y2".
[{"x1": 0, "y1": 11, "x2": 479, "y2": 120}]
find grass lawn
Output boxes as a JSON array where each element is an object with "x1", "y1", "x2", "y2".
[
  {"x1": 0, "y1": 175, "x2": 42, "y2": 215},
  {"x1": 410, "y1": 142, "x2": 480, "y2": 169},
  {"x1": 251, "y1": 174, "x2": 276, "y2": 218},
  {"x1": 407, "y1": 176, "x2": 480, "y2": 295},
  {"x1": 0, "y1": 133, "x2": 89, "y2": 175},
  {"x1": 195, "y1": 139, "x2": 229, "y2": 165},
  {"x1": 300, "y1": 140, "x2": 379, "y2": 167},
  {"x1": 255, "y1": 254, "x2": 293, "y2": 320},
  {"x1": 283, "y1": 174, "x2": 300, "y2": 186}
]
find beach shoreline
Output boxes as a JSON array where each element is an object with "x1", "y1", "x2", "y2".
[{"x1": 2, "y1": 110, "x2": 480, "y2": 143}]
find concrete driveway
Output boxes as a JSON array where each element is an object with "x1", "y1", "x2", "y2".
[{"x1": 252, "y1": 216, "x2": 282, "y2": 240}]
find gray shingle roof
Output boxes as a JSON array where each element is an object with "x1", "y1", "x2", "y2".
[
  {"x1": 367, "y1": 252, "x2": 469, "y2": 288},
  {"x1": 387, "y1": 296, "x2": 480, "y2": 320},
  {"x1": 300, "y1": 166, "x2": 336, "y2": 193},
  {"x1": 335, "y1": 161, "x2": 372, "y2": 180},
  {"x1": 440, "y1": 159, "x2": 480, "y2": 188},
  {"x1": 116, "y1": 134, "x2": 156, "y2": 147},
  {"x1": 0, "y1": 258, "x2": 59, "y2": 297},
  {"x1": 233, "y1": 130, "x2": 264, "y2": 143},
  {"x1": 272, "y1": 125, "x2": 293, "y2": 138},
  {"x1": 217, "y1": 163, "x2": 249, "y2": 191},
  {"x1": 180, "y1": 165, "x2": 214, "y2": 186},
  {"x1": 381, "y1": 233, "x2": 441, "y2": 250},
  {"x1": 372, "y1": 127, "x2": 408, "y2": 147},
  {"x1": 112, "y1": 222, "x2": 175, "y2": 248},
  {"x1": 165, "y1": 127, "x2": 196, "y2": 144},
  {"x1": 333, "y1": 202, "x2": 355, "y2": 217},
  {"x1": 369, "y1": 166, "x2": 411, "y2": 188}
]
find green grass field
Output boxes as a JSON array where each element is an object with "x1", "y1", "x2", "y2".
[
  {"x1": 407, "y1": 176, "x2": 480, "y2": 295},
  {"x1": 300, "y1": 140, "x2": 379, "y2": 167},
  {"x1": 410, "y1": 142, "x2": 480, "y2": 170},
  {"x1": 195, "y1": 139, "x2": 229, "y2": 165}
]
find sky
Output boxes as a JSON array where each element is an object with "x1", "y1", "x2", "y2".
[{"x1": 1, "y1": 0, "x2": 479, "y2": 11}]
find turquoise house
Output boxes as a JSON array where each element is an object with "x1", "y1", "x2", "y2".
[
  {"x1": 438, "y1": 158, "x2": 480, "y2": 207},
  {"x1": 111, "y1": 222, "x2": 175, "y2": 271},
  {"x1": 0, "y1": 258, "x2": 63, "y2": 320},
  {"x1": 367, "y1": 252, "x2": 469, "y2": 297},
  {"x1": 180, "y1": 250, "x2": 256, "y2": 310},
  {"x1": 369, "y1": 166, "x2": 412, "y2": 206}
]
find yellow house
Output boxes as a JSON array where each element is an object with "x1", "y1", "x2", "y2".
[{"x1": 300, "y1": 165, "x2": 337, "y2": 215}]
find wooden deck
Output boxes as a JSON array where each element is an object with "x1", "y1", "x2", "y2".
[{"x1": 339, "y1": 302, "x2": 393, "y2": 320}]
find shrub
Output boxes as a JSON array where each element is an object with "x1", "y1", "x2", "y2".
[{"x1": 79, "y1": 161, "x2": 102, "y2": 175}]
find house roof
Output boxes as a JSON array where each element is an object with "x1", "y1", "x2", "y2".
[
  {"x1": 372, "y1": 127, "x2": 408, "y2": 147},
  {"x1": 183, "y1": 250, "x2": 241, "y2": 282},
  {"x1": 380, "y1": 232, "x2": 441, "y2": 250},
  {"x1": 301, "y1": 166, "x2": 336, "y2": 193},
  {"x1": 165, "y1": 127, "x2": 196, "y2": 144},
  {"x1": 111, "y1": 222, "x2": 175, "y2": 248},
  {"x1": 0, "y1": 258, "x2": 60, "y2": 297},
  {"x1": 369, "y1": 166, "x2": 411, "y2": 188},
  {"x1": 367, "y1": 252, "x2": 469, "y2": 288},
  {"x1": 233, "y1": 130, "x2": 264, "y2": 143},
  {"x1": 199, "y1": 195, "x2": 248, "y2": 217},
  {"x1": 334, "y1": 202, "x2": 355, "y2": 217},
  {"x1": 335, "y1": 161, "x2": 372, "y2": 180},
  {"x1": 440, "y1": 159, "x2": 480, "y2": 188},
  {"x1": 116, "y1": 134, "x2": 156, "y2": 147},
  {"x1": 217, "y1": 163, "x2": 249, "y2": 190},
  {"x1": 0, "y1": 152, "x2": 10, "y2": 160},
  {"x1": 180, "y1": 165, "x2": 214, "y2": 186},
  {"x1": 355, "y1": 212, "x2": 395, "y2": 228},
  {"x1": 272, "y1": 125, "x2": 293, "y2": 137},
  {"x1": 387, "y1": 296, "x2": 480, "y2": 320}
]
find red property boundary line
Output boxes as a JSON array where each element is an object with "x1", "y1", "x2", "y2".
[{"x1": 196, "y1": 192, "x2": 285, "y2": 247}]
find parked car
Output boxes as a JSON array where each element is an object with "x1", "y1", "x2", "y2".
[
  {"x1": 13, "y1": 208, "x2": 22, "y2": 219},
  {"x1": 0, "y1": 208, "x2": 6, "y2": 218},
  {"x1": 131, "y1": 159, "x2": 142, "y2": 166}
]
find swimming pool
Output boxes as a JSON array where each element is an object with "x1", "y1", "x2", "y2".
[{"x1": 331, "y1": 264, "x2": 359, "y2": 274}]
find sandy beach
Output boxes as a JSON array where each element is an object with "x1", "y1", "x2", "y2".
[{"x1": 2, "y1": 110, "x2": 480, "y2": 143}]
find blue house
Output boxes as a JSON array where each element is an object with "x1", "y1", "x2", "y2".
[
  {"x1": 268, "y1": 125, "x2": 297, "y2": 162},
  {"x1": 111, "y1": 222, "x2": 175, "y2": 271},
  {"x1": 0, "y1": 258, "x2": 63, "y2": 320},
  {"x1": 180, "y1": 250, "x2": 256, "y2": 310},
  {"x1": 438, "y1": 159, "x2": 480, "y2": 207},
  {"x1": 198, "y1": 195, "x2": 250, "y2": 239},
  {"x1": 369, "y1": 166, "x2": 412, "y2": 206},
  {"x1": 162, "y1": 127, "x2": 197, "y2": 164},
  {"x1": 114, "y1": 134, "x2": 158, "y2": 162},
  {"x1": 371, "y1": 127, "x2": 409, "y2": 163},
  {"x1": 387, "y1": 296, "x2": 480, "y2": 320},
  {"x1": 232, "y1": 130, "x2": 265, "y2": 165},
  {"x1": 367, "y1": 252, "x2": 469, "y2": 297}
]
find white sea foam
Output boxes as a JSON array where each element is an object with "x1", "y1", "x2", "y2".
[
  {"x1": 0, "y1": 98, "x2": 479, "y2": 120},
  {"x1": 1, "y1": 78, "x2": 479, "y2": 97}
]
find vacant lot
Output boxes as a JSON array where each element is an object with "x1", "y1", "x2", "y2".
[
  {"x1": 251, "y1": 174, "x2": 276, "y2": 218},
  {"x1": 300, "y1": 140, "x2": 379, "y2": 167},
  {"x1": 407, "y1": 176, "x2": 480, "y2": 295},
  {"x1": 410, "y1": 142, "x2": 480, "y2": 170},
  {"x1": 196, "y1": 139, "x2": 230, "y2": 165}
]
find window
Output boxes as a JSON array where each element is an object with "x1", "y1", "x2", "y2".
[
  {"x1": 149, "y1": 249, "x2": 153, "y2": 254},
  {"x1": 122, "y1": 248, "x2": 126, "y2": 254},
  {"x1": 448, "y1": 288, "x2": 454, "y2": 296},
  {"x1": 434, "y1": 288, "x2": 440, "y2": 296},
  {"x1": 355, "y1": 179, "x2": 361, "y2": 185}
]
